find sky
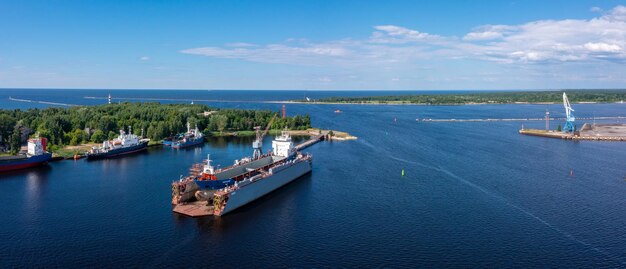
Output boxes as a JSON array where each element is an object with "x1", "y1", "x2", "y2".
[{"x1": 1, "y1": 0, "x2": 626, "y2": 90}]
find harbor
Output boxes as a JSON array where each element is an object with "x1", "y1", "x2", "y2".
[{"x1": 2, "y1": 89, "x2": 625, "y2": 268}]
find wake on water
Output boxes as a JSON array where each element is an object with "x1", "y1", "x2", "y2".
[{"x1": 358, "y1": 137, "x2": 624, "y2": 265}]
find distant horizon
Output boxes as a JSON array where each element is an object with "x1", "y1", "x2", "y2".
[{"x1": 1, "y1": 88, "x2": 625, "y2": 92}]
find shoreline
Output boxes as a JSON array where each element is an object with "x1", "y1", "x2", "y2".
[
  {"x1": 283, "y1": 101, "x2": 626, "y2": 106},
  {"x1": 50, "y1": 128, "x2": 356, "y2": 159}
]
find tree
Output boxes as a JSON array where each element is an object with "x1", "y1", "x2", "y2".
[
  {"x1": 0, "y1": 114, "x2": 16, "y2": 145},
  {"x1": 213, "y1": 115, "x2": 228, "y2": 134},
  {"x1": 557, "y1": 124, "x2": 562, "y2": 132},
  {"x1": 108, "y1": 131, "x2": 118, "y2": 140},
  {"x1": 91, "y1": 130, "x2": 106, "y2": 143},
  {"x1": 9, "y1": 126, "x2": 21, "y2": 154}
]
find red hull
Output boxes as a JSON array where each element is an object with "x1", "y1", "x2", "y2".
[{"x1": 0, "y1": 161, "x2": 47, "y2": 172}]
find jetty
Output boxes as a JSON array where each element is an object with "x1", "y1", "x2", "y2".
[
  {"x1": 519, "y1": 124, "x2": 626, "y2": 141},
  {"x1": 8, "y1": 96, "x2": 79, "y2": 107},
  {"x1": 420, "y1": 116, "x2": 626, "y2": 123},
  {"x1": 294, "y1": 131, "x2": 329, "y2": 151}
]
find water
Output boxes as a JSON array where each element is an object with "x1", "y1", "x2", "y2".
[{"x1": 1, "y1": 89, "x2": 625, "y2": 267}]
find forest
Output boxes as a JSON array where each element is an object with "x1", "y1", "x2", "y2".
[
  {"x1": 308, "y1": 90, "x2": 626, "y2": 105},
  {"x1": 0, "y1": 102, "x2": 311, "y2": 153}
]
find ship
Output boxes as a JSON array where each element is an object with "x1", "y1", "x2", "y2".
[
  {"x1": 86, "y1": 127, "x2": 149, "y2": 160},
  {"x1": 0, "y1": 138, "x2": 52, "y2": 172},
  {"x1": 172, "y1": 130, "x2": 312, "y2": 215},
  {"x1": 172, "y1": 122, "x2": 204, "y2": 149}
]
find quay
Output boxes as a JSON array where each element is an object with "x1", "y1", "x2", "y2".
[
  {"x1": 519, "y1": 124, "x2": 626, "y2": 141},
  {"x1": 421, "y1": 116, "x2": 626, "y2": 123}
]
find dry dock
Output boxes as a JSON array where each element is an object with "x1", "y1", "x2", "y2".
[
  {"x1": 172, "y1": 132, "x2": 330, "y2": 218},
  {"x1": 519, "y1": 124, "x2": 626, "y2": 141}
]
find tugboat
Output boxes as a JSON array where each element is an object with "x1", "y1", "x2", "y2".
[
  {"x1": 86, "y1": 126, "x2": 149, "y2": 160},
  {"x1": 172, "y1": 122, "x2": 204, "y2": 149},
  {"x1": 0, "y1": 138, "x2": 52, "y2": 172}
]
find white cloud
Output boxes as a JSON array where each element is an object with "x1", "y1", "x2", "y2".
[
  {"x1": 463, "y1": 31, "x2": 503, "y2": 41},
  {"x1": 584, "y1": 42, "x2": 622, "y2": 53},
  {"x1": 181, "y1": 5, "x2": 626, "y2": 69},
  {"x1": 140, "y1": 56, "x2": 150, "y2": 61},
  {"x1": 602, "y1": 5, "x2": 626, "y2": 21}
]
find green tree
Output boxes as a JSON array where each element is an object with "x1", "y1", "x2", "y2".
[
  {"x1": 213, "y1": 115, "x2": 228, "y2": 134},
  {"x1": 0, "y1": 114, "x2": 16, "y2": 145},
  {"x1": 91, "y1": 130, "x2": 106, "y2": 143},
  {"x1": 557, "y1": 124, "x2": 562, "y2": 132},
  {"x1": 108, "y1": 131, "x2": 117, "y2": 140},
  {"x1": 9, "y1": 126, "x2": 21, "y2": 154}
]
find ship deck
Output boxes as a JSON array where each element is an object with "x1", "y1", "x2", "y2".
[{"x1": 172, "y1": 201, "x2": 214, "y2": 217}]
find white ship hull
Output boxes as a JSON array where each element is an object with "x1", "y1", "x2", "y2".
[{"x1": 218, "y1": 158, "x2": 312, "y2": 215}]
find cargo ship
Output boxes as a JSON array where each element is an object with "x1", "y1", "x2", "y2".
[
  {"x1": 0, "y1": 138, "x2": 52, "y2": 172},
  {"x1": 172, "y1": 130, "x2": 312, "y2": 216},
  {"x1": 172, "y1": 122, "x2": 204, "y2": 149},
  {"x1": 86, "y1": 127, "x2": 149, "y2": 160}
]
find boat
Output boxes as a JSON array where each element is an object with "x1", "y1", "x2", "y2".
[
  {"x1": 172, "y1": 130, "x2": 312, "y2": 216},
  {"x1": 171, "y1": 122, "x2": 204, "y2": 149},
  {"x1": 86, "y1": 127, "x2": 149, "y2": 160},
  {"x1": 0, "y1": 138, "x2": 52, "y2": 172},
  {"x1": 334, "y1": 109, "x2": 342, "y2": 113}
]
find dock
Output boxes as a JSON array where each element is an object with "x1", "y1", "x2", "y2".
[
  {"x1": 519, "y1": 124, "x2": 626, "y2": 141},
  {"x1": 172, "y1": 201, "x2": 214, "y2": 217},
  {"x1": 294, "y1": 131, "x2": 329, "y2": 151}
]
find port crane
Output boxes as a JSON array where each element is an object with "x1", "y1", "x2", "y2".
[
  {"x1": 562, "y1": 92, "x2": 575, "y2": 133},
  {"x1": 252, "y1": 114, "x2": 277, "y2": 159}
]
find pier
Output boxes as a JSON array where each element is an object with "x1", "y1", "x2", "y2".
[
  {"x1": 294, "y1": 131, "x2": 329, "y2": 151},
  {"x1": 519, "y1": 124, "x2": 626, "y2": 141},
  {"x1": 8, "y1": 96, "x2": 79, "y2": 107},
  {"x1": 420, "y1": 116, "x2": 626, "y2": 123}
]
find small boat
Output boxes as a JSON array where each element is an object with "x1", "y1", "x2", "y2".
[{"x1": 334, "y1": 109, "x2": 342, "y2": 113}]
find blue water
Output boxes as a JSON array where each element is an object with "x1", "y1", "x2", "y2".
[{"x1": 1, "y1": 89, "x2": 625, "y2": 267}]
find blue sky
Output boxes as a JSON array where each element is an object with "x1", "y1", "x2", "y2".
[{"x1": 1, "y1": 0, "x2": 626, "y2": 90}]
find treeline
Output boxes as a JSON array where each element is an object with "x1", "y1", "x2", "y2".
[
  {"x1": 310, "y1": 90, "x2": 626, "y2": 104},
  {"x1": 0, "y1": 103, "x2": 310, "y2": 153}
]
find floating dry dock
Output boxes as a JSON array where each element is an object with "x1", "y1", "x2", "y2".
[
  {"x1": 519, "y1": 124, "x2": 626, "y2": 141},
  {"x1": 172, "y1": 131, "x2": 330, "y2": 217}
]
